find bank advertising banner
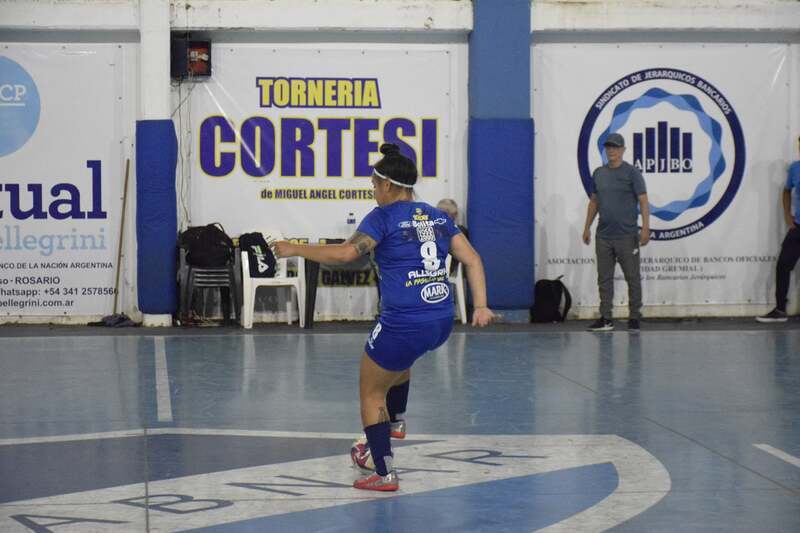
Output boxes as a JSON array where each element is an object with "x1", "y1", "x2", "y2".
[
  {"x1": 533, "y1": 44, "x2": 790, "y2": 311},
  {"x1": 185, "y1": 45, "x2": 458, "y2": 318},
  {"x1": 0, "y1": 45, "x2": 123, "y2": 317}
]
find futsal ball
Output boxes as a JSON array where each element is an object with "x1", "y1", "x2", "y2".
[{"x1": 350, "y1": 437, "x2": 374, "y2": 471}]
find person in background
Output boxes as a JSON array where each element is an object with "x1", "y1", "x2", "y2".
[
  {"x1": 437, "y1": 198, "x2": 472, "y2": 320},
  {"x1": 756, "y1": 136, "x2": 800, "y2": 323},
  {"x1": 273, "y1": 144, "x2": 495, "y2": 492},
  {"x1": 436, "y1": 198, "x2": 469, "y2": 240},
  {"x1": 582, "y1": 132, "x2": 650, "y2": 333},
  {"x1": 437, "y1": 198, "x2": 470, "y2": 273}
]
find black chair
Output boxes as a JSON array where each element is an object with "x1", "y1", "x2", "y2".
[{"x1": 177, "y1": 247, "x2": 241, "y2": 324}]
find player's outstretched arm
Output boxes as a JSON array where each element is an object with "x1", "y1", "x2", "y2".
[
  {"x1": 273, "y1": 231, "x2": 377, "y2": 265},
  {"x1": 450, "y1": 233, "x2": 495, "y2": 327}
]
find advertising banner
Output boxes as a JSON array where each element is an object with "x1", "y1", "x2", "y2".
[
  {"x1": 0, "y1": 45, "x2": 124, "y2": 317},
  {"x1": 183, "y1": 45, "x2": 463, "y2": 319},
  {"x1": 533, "y1": 44, "x2": 791, "y2": 311}
]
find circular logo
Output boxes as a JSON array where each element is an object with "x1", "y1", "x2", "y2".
[
  {"x1": 421, "y1": 282, "x2": 450, "y2": 304},
  {"x1": 577, "y1": 68, "x2": 745, "y2": 240},
  {"x1": 0, "y1": 56, "x2": 41, "y2": 157}
]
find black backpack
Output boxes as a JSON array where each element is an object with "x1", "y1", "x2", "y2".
[
  {"x1": 240, "y1": 232, "x2": 276, "y2": 278},
  {"x1": 178, "y1": 223, "x2": 234, "y2": 267},
  {"x1": 531, "y1": 276, "x2": 572, "y2": 323}
]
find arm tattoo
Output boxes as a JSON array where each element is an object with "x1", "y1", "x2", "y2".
[
  {"x1": 347, "y1": 231, "x2": 377, "y2": 256},
  {"x1": 377, "y1": 407, "x2": 389, "y2": 424}
]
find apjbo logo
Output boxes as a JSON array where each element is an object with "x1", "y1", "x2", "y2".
[
  {"x1": 577, "y1": 68, "x2": 746, "y2": 240},
  {"x1": 0, "y1": 56, "x2": 40, "y2": 157},
  {"x1": 633, "y1": 119, "x2": 694, "y2": 174}
]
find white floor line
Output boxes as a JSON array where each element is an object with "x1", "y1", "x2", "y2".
[
  {"x1": 0, "y1": 430, "x2": 144, "y2": 446},
  {"x1": 1, "y1": 428, "x2": 637, "y2": 446},
  {"x1": 0, "y1": 428, "x2": 357, "y2": 446},
  {"x1": 154, "y1": 337, "x2": 173, "y2": 422},
  {"x1": 754, "y1": 443, "x2": 800, "y2": 468}
]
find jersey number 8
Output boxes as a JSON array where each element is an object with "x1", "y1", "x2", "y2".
[{"x1": 420, "y1": 241, "x2": 441, "y2": 271}]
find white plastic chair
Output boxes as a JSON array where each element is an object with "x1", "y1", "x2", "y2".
[
  {"x1": 446, "y1": 255, "x2": 467, "y2": 324},
  {"x1": 241, "y1": 230, "x2": 305, "y2": 328}
]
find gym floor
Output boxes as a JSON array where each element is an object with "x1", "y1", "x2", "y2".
[{"x1": 0, "y1": 319, "x2": 798, "y2": 532}]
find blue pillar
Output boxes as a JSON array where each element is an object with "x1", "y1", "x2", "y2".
[
  {"x1": 136, "y1": 120, "x2": 178, "y2": 314},
  {"x1": 137, "y1": 0, "x2": 177, "y2": 322},
  {"x1": 468, "y1": 0, "x2": 534, "y2": 309}
]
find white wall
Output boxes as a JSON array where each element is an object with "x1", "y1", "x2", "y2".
[
  {"x1": 171, "y1": 0, "x2": 471, "y2": 33},
  {"x1": 533, "y1": 0, "x2": 800, "y2": 32},
  {"x1": 2, "y1": 0, "x2": 798, "y2": 322},
  {"x1": 531, "y1": 0, "x2": 800, "y2": 318},
  {"x1": 0, "y1": 0, "x2": 471, "y2": 323}
]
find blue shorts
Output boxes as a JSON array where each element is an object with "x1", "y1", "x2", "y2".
[{"x1": 364, "y1": 317, "x2": 454, "y2": 371}]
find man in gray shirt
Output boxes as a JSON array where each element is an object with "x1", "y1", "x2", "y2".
[{"x1": 582, "y1": 133, "x2": 650, "y2": 332}]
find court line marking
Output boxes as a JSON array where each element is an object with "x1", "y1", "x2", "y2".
[
  {"x1": 0, "y1": 428, "x2": 649, "y2": 447},
  {"x1": 154, "y1": 337, "x2": 173, "y2": 422},
  {"x1": 542, "y1": 363, "x2": 800, "y2": 496},
  {"x1": 0, "y1": 430, "x2": 144, "y2": 446},
  {"x1": 0, "y1": 434, "x2": 671, "y2": 532},
  {"x1": 1, "y1": 328, "x2": 789, "y2": 341},
  {"x1": 0, "y1": 429, "x2": 365, "y2": 446},
  {"x1": 754, "y1": 443, "x2": 800, "y2": 468}
]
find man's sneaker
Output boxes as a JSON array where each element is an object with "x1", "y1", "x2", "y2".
[
  {"x1": 353, "y1": 470, "x2": 399, "y2": 491},
  {"x1": 350, "y1": 438, "x2": 374, "y2": 472},
  {"x1": 756, "y1": 309, "x2": 788, "y2": 323},
  {"x1": 628, "y1": 319, "x2": 640, "y2": 332},
  {"x1": 588, "y1": 318, "x2": 614, "y2": 332},
  {"x1": 390, "y1": 420, "x2": 406, "y2": 439}
]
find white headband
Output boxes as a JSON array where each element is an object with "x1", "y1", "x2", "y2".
[{"x1": 372, "y1": 168, "x2": 414, "y2": 188}]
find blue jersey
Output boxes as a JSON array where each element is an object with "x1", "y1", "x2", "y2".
[
  {"x1": 785, "y1": 161, "x2": 800, "y2": 224},
  {"x1": 358, "y1": 201, "x2": 461, "y2": 325}
]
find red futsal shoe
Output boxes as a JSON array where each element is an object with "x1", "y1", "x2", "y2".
[
  {"x1": 350, "y1": 438, "x2": 374, "y2": 472},
  {"x1": 353, "y1": 470, "x2": 399, "y2": 491},
  {"x1": 390, "y1": 420, "x2": 406, "y2": 439}
]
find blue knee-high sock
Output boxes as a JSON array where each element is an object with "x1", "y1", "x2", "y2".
[
  {"x1": 386, "y1": 380, "x2": 410, "y2": 422},
  {"x1": 364, "y1": 421, "x2": 393, "y2": 475}
]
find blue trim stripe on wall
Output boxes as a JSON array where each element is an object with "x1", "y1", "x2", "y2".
[{"x1": 469, "y1": 0, "x2": 531, "y2": 119}]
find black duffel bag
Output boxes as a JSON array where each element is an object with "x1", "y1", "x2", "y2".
[{"x1": 178, "y1": 223, "x2": 234, "y2": 267}]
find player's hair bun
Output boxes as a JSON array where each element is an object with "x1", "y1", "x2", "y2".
[
  {"x1": 379, "y1": 143, "x2": 401, "y2": 156},
  {"x1": 373, "y1": 143, "x2": 418, "y2": 187}
]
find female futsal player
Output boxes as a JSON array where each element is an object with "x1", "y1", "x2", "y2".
[{"x1": 272, "y1": 144, "x2": 495, "y2": 491}]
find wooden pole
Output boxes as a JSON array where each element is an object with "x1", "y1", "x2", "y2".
[{"x1": 113, "y1": 158, "x2": 131, "y2": 315}]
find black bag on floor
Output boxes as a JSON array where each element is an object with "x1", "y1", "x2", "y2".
[
  {"x1": 178, "y1": 223, "x2": 234, "y2": 267},
  {"x1": 531, "y1": 276, "x2": 572, "y2": 323},
  {"x1": 240, "y1": 232, "x2": 276, "y2": 278}
]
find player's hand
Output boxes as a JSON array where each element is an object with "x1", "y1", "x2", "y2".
[
  {"x1": 640, "y1": 229, "x2": 650, "y2": 246},
  {"x1": 582, "y1": 228, "x2": 591, "y2": 245},
  {"x1": 472, "y1": 307, "x2": 495, "y2": 327},
  {"x1": 271, "y1": 240, "x2": 294, "y2": 259}
]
